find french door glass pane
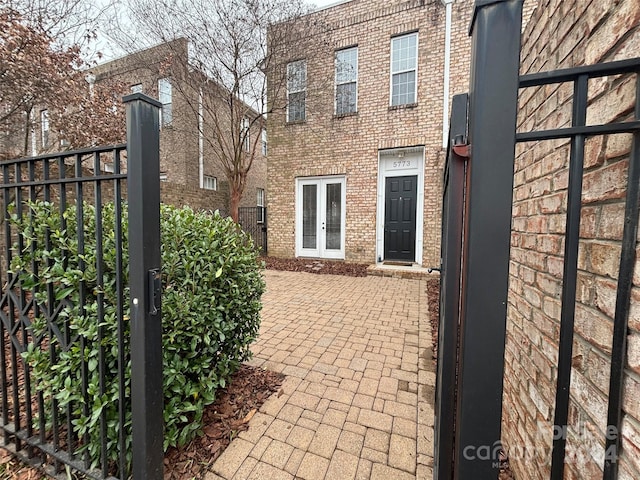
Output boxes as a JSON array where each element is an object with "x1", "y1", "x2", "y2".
[
  {"x1": 325, "y1": 183, "x2": 342, "y2": 250},
  {"x1": 302, "y1": 184, "x2": 317, "y2": 249}
]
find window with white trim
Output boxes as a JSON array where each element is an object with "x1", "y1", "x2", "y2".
[
  {"x1": 335, "y1": 47, "x2": 358, "y2": 115},
  {"x1": 131, "y1": 83, "x2": 143, "y2": 93},
  {"x1": 261, "y1": 128, "x2": 267, "y2": 156},
  {"x1": 257, "y1": 188, "x2": 265, "y2": 223},
  {"x1": 158, "y1": 78, "x2": 172, "y2": 126},
  {"x1": 203, "y1": 175, "x2": 217, "y2": 190},
  {"x1": 390, "y1": 33, "x2": 418, "y2": 106},
  {"x1": 241, "y1": 117, "x2": 250, "y2": 152},
  {"x1": 287, "y1": 60, "x2": 306, "y2": 122},
  {"x1": 40, "y1": 110, "x2": 49, "y2": 147}
]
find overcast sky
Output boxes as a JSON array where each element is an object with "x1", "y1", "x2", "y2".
[{"x1": 91, "y1": 0, "x2": 352, "y2": 62}]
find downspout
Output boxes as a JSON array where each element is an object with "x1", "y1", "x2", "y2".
[
  {"x1": 442, "y1": 0, "x2": 454, "y2": 149},
  {"x1": 198, "y1": 87, "x2": 204, "y2": 189}
]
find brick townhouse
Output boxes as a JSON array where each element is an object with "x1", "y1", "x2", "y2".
[
  {"x1": 91, "y1": 39, "x2": 268, "y2": 214},
  {"x1": 267, "y1": 0, "x2": 476, "y2": 266},
  {"x1": 3, "y1": 39, "x2": 268, "y2": 215}
]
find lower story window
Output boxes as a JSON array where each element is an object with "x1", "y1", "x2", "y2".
[
  {"x1": 257, "y1": 188, "x2": 265, "y2": 223},
  {"x1": 203, "y1": 175, "x2": 217, "y2": 190}
]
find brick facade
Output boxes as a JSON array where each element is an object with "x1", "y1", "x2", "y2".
[
  {"x1": 267, "y1": 0, "x2": 474, "y2": 265},
  {"x1": 502, "y1": 1, "x2": 640, "y2": 478},
  {"x1": 93, "y1": 40, "x2": 267, "y2": 213}
]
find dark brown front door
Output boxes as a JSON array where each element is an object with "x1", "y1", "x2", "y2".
[{"x1": 384, "y1": 175, "x2": 417, "y2": 262}]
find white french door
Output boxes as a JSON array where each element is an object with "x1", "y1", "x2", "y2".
[{"x1": 296, "y1": 176, "x2": 346, "y2": 259}]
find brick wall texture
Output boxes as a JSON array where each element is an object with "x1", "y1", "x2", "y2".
[
  {"x1": 502, "y1": 1, "x2": 640, "y2": 479},
  {"x1": 267, "y1": 0, "x2": 474, "y2": 265}
]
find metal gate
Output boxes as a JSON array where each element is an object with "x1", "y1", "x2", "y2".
[
  {"x1": 434, "y1": 1, "x2": 640, "y2": 479},
  {"x1": 0, "y1": 94, "x2": 164, "y2": 479},
  {"x1": 238, "y1": 206, "x2": 267, "y2": 254}
]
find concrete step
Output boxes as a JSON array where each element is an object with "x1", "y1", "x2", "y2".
[{"x1": 366, "y1": 263, "x2": 436, "y2": 280}]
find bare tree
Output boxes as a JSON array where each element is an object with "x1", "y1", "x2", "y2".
[
  {"x1": 105, "y1": 0, "x2": 329, "y2": 221},
  {"x1": 0, "y1": 5, "x2": 127, "y2": 160}
]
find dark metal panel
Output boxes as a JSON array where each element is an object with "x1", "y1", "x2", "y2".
[
  {"x1": 603, "y1": 72, "x2": 640, "y2": 480},
  {"x1": 455, "y1": 1, "x2": 523, "y2": 478},
  {"x1": 125, "y1": 93, "x2": 164, "y2": 480},
  {"x1": 434, "y1": 93, "x2": 468, "y2": 480},
  {"x1": 470, "y1": 0, "x2": 516, "y2": 35},
  {"x1": 550, "y1": 74, "x2": 589, "y2": 479}
]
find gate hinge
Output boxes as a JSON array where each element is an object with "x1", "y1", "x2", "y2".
[
  {"x1": 452, "y1": 134, "x2": 471, "y2": 158},
  {"x1": 148, "y1": 269, "x2": 161, "y2": 316}
]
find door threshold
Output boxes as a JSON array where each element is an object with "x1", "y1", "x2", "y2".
[{"x1": 382, "y1": 260, "x2": 415, "y2": 267}]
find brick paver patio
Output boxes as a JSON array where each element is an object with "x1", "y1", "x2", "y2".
[{"x1": 206, "y1": 270, "x2": 436, "y2": 480}]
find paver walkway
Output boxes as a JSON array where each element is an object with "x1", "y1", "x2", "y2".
[{"x1": 207, "y1": 270, "x2": 436, "y2": 480}]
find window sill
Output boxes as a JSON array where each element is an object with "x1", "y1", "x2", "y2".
[
  {"x1": 333, "y1": 112, "x2": 358, "y2": 119},
  {"x1": 388, "y1": 102, "x2": 418, "y2": 111},
  {"x1": 285, "y1": 119, "x2": 306, "y2": 126}
]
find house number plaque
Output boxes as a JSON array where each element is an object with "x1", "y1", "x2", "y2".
[{"x1": 391, "y1": 159, "x2": 413, "y2": 169}]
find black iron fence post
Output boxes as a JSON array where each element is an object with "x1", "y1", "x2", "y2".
[
  {"x1": 434, "y1": 93, "x2": 469, "y2": 480},
  {"x1": 454, "y1": 1, "x2": 523, "y2": 478},
  {"x1": 124, "y1": 93, "x2": 164, "y2": 480}
]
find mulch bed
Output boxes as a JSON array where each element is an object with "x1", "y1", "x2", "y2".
[
  {"x1": 0, "y1": 365, "x2": 284, "y2": 480},
  {"x1": 263, "y1": 256, "x2": 369, "y2": 276},
  {"x1": 425, "y1": 277, "x2": 440, "y2": 359},
  {"x1": 163, "y1": 365, "x2": 284, "y2": 480}
]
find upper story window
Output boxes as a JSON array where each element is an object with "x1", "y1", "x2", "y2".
[
  {"x1": 335, "y1": 47, "x2": 358, "y2": 115},
  {"x1": 241, "y1": 117, "x2": 250, "y2": 151},
  {"x1": 261, "y1": 128, "x2": 267, "y2": 156},
  {"x1": 203, "y1": 175, "x2": 217, "y2": 191},
  {"x1": 40, "y1": 109, "x2": 49, "y2": 148},
  {"x1": 131, "y1": 83, "x2": 143, "y2": 93},
  {"x1": 287, "y1": 60, "x2": 306, "y2": 122},
  {"x1": 390, "y1": 32, "x2": 418, "y2": 106},
  {"x1": 158, "y1": 78, "x2": 172, "y2": 126}
]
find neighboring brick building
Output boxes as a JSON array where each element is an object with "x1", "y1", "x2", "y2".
[
  {"x1": 267, "y1": 0, "x2": 474, "y2": 266},
  {"x1": 92, "y1": 39, "x2": 267, "y2": 214},
  {"x1": 502, "y1": 0, "x2": 640, "y2": 479}
]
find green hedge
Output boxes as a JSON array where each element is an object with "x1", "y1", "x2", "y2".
[{"x1": 9, "y1": 201, "x2": 264, "y2": 470}]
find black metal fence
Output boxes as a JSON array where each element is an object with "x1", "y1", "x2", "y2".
[
  {"x1": 238, "y1": 206, "x2": 267, "y2": 254},
  {"x1": 0, "y1": 94, "x2": 163, "y2": 479},
  {"x1": 516, "y1": 58, "x2": 640, "y2": 480},
  {"x1": 434, "y1": 1, "x2": 640, "y2": 479}
]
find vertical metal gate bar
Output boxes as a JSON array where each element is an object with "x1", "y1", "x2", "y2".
[
  {"x1": 25, "y1": 161, "x2": 37, "y2": 456},
  {"x1": 0, "y1": 165, "x2": 11, "y2": 445},
  {"x1": 92, "y1": 150, "x2": 109, "y2": 477},
  {"x1": 58, "y1": 155, "x2": 76, "y2": 462},
  {"x1": 124, "y1": 93, "x2": 164, "y2": 480},
  {"x1": 114, "y1": 148, "x2": 128, "y2": 480},
  {"x1": 74, "y1": 153, "x2": 90, "y2": 468},
  {"x1": 603, "y1": 71, "x2": 640, "y2": 480},
  {"x1": 455, "y1": 1, "x2": 523, "y2": 477},
  {"x1": 12, "y1": 163, "x2": 23, "y2": 452},
  {"x1": 550, "y1": 74, "x2": 588, "y2": 479},
  {"x1": 434, "y1": 93, "x2": 468, "y2": 480}
]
